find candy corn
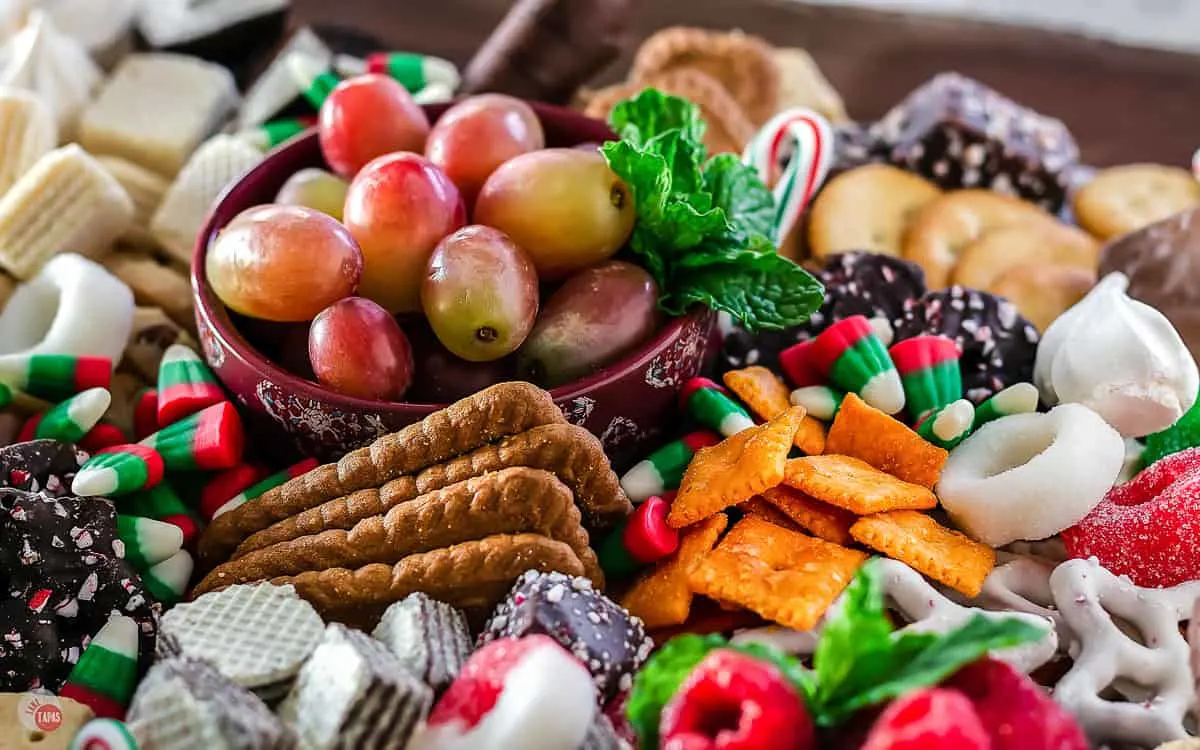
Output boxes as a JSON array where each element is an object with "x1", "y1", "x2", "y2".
[
  {"x1": 59, "y1": 614, "x2": 139, "y2": 719},
  {"x1": 0, "y1": 353, "x2": 111, "y2": 400},
  {"x1": 620, "y1": 430, "x2": 721, "y2": 503},
  {"x1": 233, "y1": 116, "x2": 317, "y2": 151},
  {"x1": 289, "y1": 51, "x2": 340, "y2": 109},
  {"x1": 140, "y1": 401, "x2": 244, "y2": 472},
  {"x1": 789, "y1": 385, "x2": 844, "y2": 421},
  {"x1": 916, "y1": 399, "x2": 976, "y2": 450},
  {"x1": 141, "y1": 549, "x2": 193, "y2": 605},
  {"x1": 156, "y1": 344, "x2": 225, "y2": 427},
  {"x1": 132, "y1": 387, "x2": 158, "y2": 440},
  {"x1": 78, "y1": 423, "x2": 129, "y2": 452},
  {"x1": 889, "y1": 336, "x2": 963, "y2": 424},
  {"x1": 781, "y1": 316, "x2": 905, "y2": 415},
  {"x1": 973, "y1": 383, "x2": 1040, "y2": 429},
  {"x1": 69, "y1": 719, "x2": 139, "y2": 750},
  {"x1": 118, "y1": 484, "x2": 199, "y2": 545},
  {"x1": 597, "y1": 495, "x2": 680, "y2": 579},
  {"x1": 200, "y1": 463, "x2": 268, "y2": 522},
  {"x1": 73, "y1": 444, "x2": 165, "y2": 497},
  {"x1": 334, "y1": 52, "x2": 460, "y2": 94},
  {"x1": 679, "y1": 378, "x2": 756, "y2": 438},
  {"x1": 116, "y1": 515, "x2": 184, "y2": 570},
  {"x1": 210, "y1": 458, "x2": 319, "y2": 519},
  {"x1": 29, "y1": 387, "x2": 111, "y2": 443}
]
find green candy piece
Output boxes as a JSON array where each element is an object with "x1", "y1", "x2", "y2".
[{"x1": 1141, "y1": 393, "x2": 1200, "y2": 470}]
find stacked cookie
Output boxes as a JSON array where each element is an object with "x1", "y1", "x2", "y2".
[{"x1": 195, "y1": 382, "x2": 632, "y2": 627}]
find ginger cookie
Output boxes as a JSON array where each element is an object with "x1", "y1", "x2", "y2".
[
  {"x1": 630, "y1": 26, "x2": 780, "y2": 125},
  {"x1": 808, "y1": 164, "x2": 942, "y2": 259},
  {"x1": 583, "y1": 68, "x2": 755, "y2": 155},
  {"x1": 990, "y1": 263, "x2": 1096, "y2": 332},
  {"x1": 902, "y1": 189, "x2": 1059, "y2": 289},
  {"x1": 951, "y1": 221, "x2": 1100, "y2": 292},
  {"x1": 1073, "y1": 163, "x2": 1200, "y2": 241}
]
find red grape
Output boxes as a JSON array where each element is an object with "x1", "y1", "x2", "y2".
[
  {"x1": 308, "y1": 297, "x2": 414, "y2": 400},
  {"x1": 318, "y1": 73, "x2": 430, "y2": 179},
  {"x1": 206, "y1": 205, "x2": 362, "y2": 322}
]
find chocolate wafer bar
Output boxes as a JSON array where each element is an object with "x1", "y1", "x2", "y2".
[
  {"x1": 194, "y1": 467, "x2": 602, "y2": 593},
  {"x1": 236, "y1": 423, "x2": 630, "y2": 554},
  {"x1": 197, "y1": 382, "x2": 566, "y2": 569},
  {"x1": 372, "y1": 593, "x2": 472, "y2": 694},
  {"x1": 273, "y1": 533, "x2": 587, "y2": 628}
]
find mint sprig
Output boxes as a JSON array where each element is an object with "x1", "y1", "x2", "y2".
[{"x1": 601, "y1": 89, "x2": 823, "y2": 332}]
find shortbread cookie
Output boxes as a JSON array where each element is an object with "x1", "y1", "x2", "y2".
[
  {"x1": 990, "y1": 263, "x2": 1096, "y2": 333},
  {"x1": 808, "y1": 164, "x2": 942, "y2": 259},
  {"x1": 951, "y1": 221, "x2": 1100, "y2": 291},
  {"x1": 102, "y1": 251, "x2": 196, "y2": 333},
  {"x1": 1073, "y1": 164, "x2": 1200, "y2": 241}
]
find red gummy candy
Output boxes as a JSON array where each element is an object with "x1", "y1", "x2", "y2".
[
  {"x1": 1062, "y1": 446, "x2": 1200, "y2": 587},
  {"x1": 660, "y1": 648, "x2": 814, "y2": 750},
  {"x1": 944, "y1": 658, "x2": 1087, "y2": 750},
  {"x1": 861, "y1": 688, "x2": 989, "y2": 750}
]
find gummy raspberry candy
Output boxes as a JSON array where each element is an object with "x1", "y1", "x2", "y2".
[
  {"x1": 659, "y1": 649, "x2": 814, "y2": 750},
  {"x1": 416, "y1": 635, "x2": 596, "y2": 750},
  {"x1": 1140, "y1": 393, "x2": 1200, "y2": 470},
  {"x1": 860, "y1": 688, "x2": 989, "y2": 750},
  {"x1": 944, "y1": 658, "x2": 1087, "y2": 750},
  {"x1": 1062, "y1": 446, "x2": 1200, "y2": 587}
]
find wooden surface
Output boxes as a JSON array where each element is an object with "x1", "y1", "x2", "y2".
[{"x1": 292, "y1": 0, "x2": 1200, "y2": 167}]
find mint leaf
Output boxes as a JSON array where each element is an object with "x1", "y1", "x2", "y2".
[
  {"x1": 626, "y1": 633, "x2": 726, "y2": 747},
  {"x1": 610, "y1": 89, "x2": 706, "y2": 161},
  {"x1": 704, "y1": 153, "x2": 777, "y2": 243},
  {"x1": 669, "y1": 252, "x2": 825, "y2": 332},
  {"x1": 812, "y1": 559, "x2": 896, "y2": 707}
]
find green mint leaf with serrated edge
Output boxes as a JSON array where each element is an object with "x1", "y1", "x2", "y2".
[
  {"x1": 812, "y1": 558, "x2": 897, "y2": 707},
  {"x1": 626, "y1": 633, "x2": 813, "y2": 748},
  {"x1": 602, "y1": 89, "x2": 822, "y2": 330}
]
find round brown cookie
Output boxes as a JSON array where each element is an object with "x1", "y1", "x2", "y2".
[
  {"x1": 582, "y1": 68, "x2": 755, "y2": 156},
  {"x1": 990, "y1": 263, "x2": 1096, "y2": 332},
  {"x1": 902, "y1": 189, "x2": 1059, "y2": 289},
  {"x1": 808, "y1": 164, "x2": 942, "y2": 259},
  {"x1": 631, "y1": 27, "x2": 780, "y2": 125},
  {"x1": 1073, "y1": 164, "x2": 1200, "y2": 241},
  {"x1": 951, "y1": 221, "x2": 1100, "y2": 292}
]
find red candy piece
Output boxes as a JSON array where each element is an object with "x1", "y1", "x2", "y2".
[
  {"x1": 861, "y1": 688, "x2": 989, "y2": 750},
  {"x1": 944, "y1": 658, "x2": 1087, "y2": 750},
  {"x1": 1062, "y1": 447, "x2": 1200, "y2": 586},
  {"x1": 200, "y1": 464, "x2": 268, "y2": 522},
  {"x1": 78, "y1": 424, "x2": 129, "y2": 452},
  {"x1": 624, "y1": 495, "x2": 679, "y2": 565},
  {"x1": 660, "y1": 649, "x2": 814, "y2": 750},
  {"x1": 133, "y1": 389, "x2": 159, "y2": 441},
  {"x1": 779, "y1": 339, "x2": 823, "y2": 388}
]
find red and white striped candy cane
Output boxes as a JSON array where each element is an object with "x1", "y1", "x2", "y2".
[{"x1": 742, "y1": 108, "x2": 835, "y2": 245}]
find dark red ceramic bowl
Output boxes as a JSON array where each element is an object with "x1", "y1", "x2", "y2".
[{"x1": 193, "y1": 101, "x2": 719, "y2": 466}]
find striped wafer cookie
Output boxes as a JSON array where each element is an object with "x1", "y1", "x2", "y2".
[
  {"x1": 96, "y1": 156, "x2": 171, "y2": 249},
  {"x1": 0, "y1": 89, "x2": 55, "y2": 196}
]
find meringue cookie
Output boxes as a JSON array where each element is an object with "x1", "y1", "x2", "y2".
[
  {"x1": 0, "y1": 9, "x2": 102, "y2": 139},
  {"x1": 1034, "y1": 272, "x2": 1199, "y2": 437},
  {"x1": 937, "y1": 404, "x2": 1124, "y2": 547}
]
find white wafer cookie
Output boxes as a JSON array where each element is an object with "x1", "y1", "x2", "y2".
[
  {"x1": 0, "y1": 89, "x2": 55, "y2": 195},
  {"x1": 732, "y1": 557, "x2": 1058, "y2": 674},
  {"x1": 0, "y1": 144, "x2": 134, "y2": 279},
  {"x1": 0, "y1": 10, "x2": 102, "y2": 139},
  {"x1": 96, "y1": 156, "x2": 171, "y2": 249},
  {"x1": 1049, "y1": 557, "x2": 1200, "y2": 747},
  {"x1": 150, "y1": 134, "x2": 263, "y2": 265},
  {"x1": 160, "y1": 582, "x2": 325, "y2": 689},
  {"x1": 79, "y1": 52, "x2": 238, "y2": 176}
]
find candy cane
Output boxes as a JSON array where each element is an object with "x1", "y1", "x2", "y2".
[
  {"x1": 742, "y1": 108, "x2": 834, "y2": 245},
  {"x1": 1192, "y1": 146, "x2": 1200, "y2": 182}
]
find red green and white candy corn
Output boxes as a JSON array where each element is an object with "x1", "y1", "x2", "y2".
[
  {"x1": 780, "y1": 316, "x2": 905, "y2": 415},
  {"x1": 210, "y1": 458, "x2": 320, "y2": 519},
  {"x1": 73, "y1": 444, "x2": 165, "y2": 497},
  {"x1": 597, "y1": 495, "x2": 680, "y2": 578},
  {"x1": 334, "y1": 51, "x2": 460, "y2": 95},
  {"x1": 0, "y1": 354, "x2": 111, "y2": 401},
  {"x1": 59, "y1": 614, "x2": 139, "y2": 719},
  {"x1": 118, "y1": 484, "x2": 199, "y2": 545},
  {"x1": 26, "y1": 387, "x2": 112, "y2": 443},
  {"x1": 680, "y1": 378, "x2": 755, "y2": 438},
  {"x1": 973, "y1": 382, "x2": 1040, "y2": 430},
  {"x1": 141, "y1": 549, "x2": 194, "y2": 605},
  {"x1": 234, "y1": 115, "x2": 317, "y2": 150},
  {"x1": 620, "y1": 430, "x2": 720, "y2": 502},
  {"x1": 140, "y1": 401, "x2": 244, "y2": 472},
  {"x1": 68, "y1": 719, "x2": 139, "y2": 750},
  {"x1": 889, "y1": 336, "x2": 963, "y2": 424},
  {"x1": 289, "y1": 51, "x2": 340, "y2": 108},
  {"x1": 789, "y1": 385, "x2": 845, "y2": 421},
  {"x1": 132, "y1": 388, "x2": 159, "y2": 441},
  {"x1": 916, "y1": 399, "x2": 976, "y2": 450},
  {"x1": 116, "y1": 515, "x2": 184, "y2": 570},
  {"x1": 742, "y1": 108, "x2": 834, "y2": 245},
  {"x1": 78, "y1": 423, "x2": 129, "y2": 452},
  {"x1": 157, "y1": 344, "x2": 225, "y2": 427},
  {"x1": 200, "y1": 463, "x2": 270, "y2": 522}
]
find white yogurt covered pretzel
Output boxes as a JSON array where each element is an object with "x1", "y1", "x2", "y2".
[
  {"x1": 1049, "y1": 557, "x2": 1199, "y2": 747},
  {"x1": 733, "y1": 558, "x2": 1057, "y2": 674},
  {"x1": 950, "y1": 551, "x2": 1066, "y2": 644}
]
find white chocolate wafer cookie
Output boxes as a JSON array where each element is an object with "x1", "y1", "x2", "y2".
[
  {"x1": 0, "y1": 144, "x2": 133, "y2": 279},
  {"x1": 0, "y1": 89, "x2": 55, "y2": 195},
  {"x1": 160, "y1": 582, "x2": 325, "y2": 689},
  {"x1": 79, "y1": 52, "x2": 238, "y2": 176},
  {"x1": 96, "y1": 156, "x2": 171, "y2": 249},
  {"x1": 1049, "y1": 557, "x2": 1199, "y2": 747},
  {"x1": 150, "y1": 134, "x2": 263, "y2": 265},
  {"x1": 0, "y1": 10, "x2": 102, "y2": 139}
]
